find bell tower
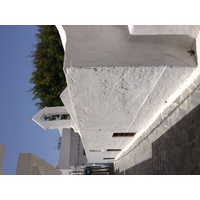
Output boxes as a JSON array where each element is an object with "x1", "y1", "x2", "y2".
[{"x1": 32, "y1": 106, "x2": 71, "y2": 130}]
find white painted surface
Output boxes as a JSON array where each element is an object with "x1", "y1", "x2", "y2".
[
  {"x1": 62, "y1": 26, "x2": 196, "y2": 68},
  {"x1": 57, "y1": 25, "x2": 199, "y2": 164},
  {"x1": 128, "y1": 25, "x2": 200, "y2": 38},
  {"x1": 67, "y1": 66, "x2": 195, "y2": 163},
  {"x1": 117, "y1": 30, "x2": 200, "y2": 160},
  {"x1": 59, "y1": 169, "x2": 73, "y2": 175},
  {"x1": 55, "y1": 25, "x2": 66, "y2": 51}
]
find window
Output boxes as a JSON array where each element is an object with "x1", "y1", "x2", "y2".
[
  {"x1": 107, "y1": 149, "x2": 121, "y2": 151},
  {"x1": 112, "y1": 132, "x2": 136, "y2": 137},
  {"x1": 103, "y1": 158, "x2": 115, "y2": 160}
]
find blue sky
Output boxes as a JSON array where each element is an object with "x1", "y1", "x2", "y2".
[{"x1": 0, "y1": 25, "x2": 60, "y2": 175}]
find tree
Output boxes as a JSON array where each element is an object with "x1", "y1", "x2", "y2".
[{"x1": 29, "y1": 25, "x2": 67, "y2": 110}]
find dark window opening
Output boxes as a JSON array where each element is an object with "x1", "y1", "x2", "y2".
[
  {"x1": 112, "y1": 132, "x2": 136, "y2": 137},
  {"x1": 107, "y1": 149, "x2": 121, "y2": 151},
  {"x1": 103, "y1": 158, "x2": 115, "y2": 160}
]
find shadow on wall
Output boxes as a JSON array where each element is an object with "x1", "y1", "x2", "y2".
[{"x1": 115, "y1": 104, "x2": 200, "y2": 175}]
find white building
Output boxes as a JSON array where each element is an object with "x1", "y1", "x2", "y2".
[
  {"x1": 0, "y1": 144, "x2": 61, "y2": 175},
  {"x1": 57, "y1": 128, "x2": 87, "y2": 175},
  {"x1": 16, "y1": 153, "x2": 62, "y2": 175},
  {"x1": 33, "y1": 25, "x2": 200, "y2": 173}
]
